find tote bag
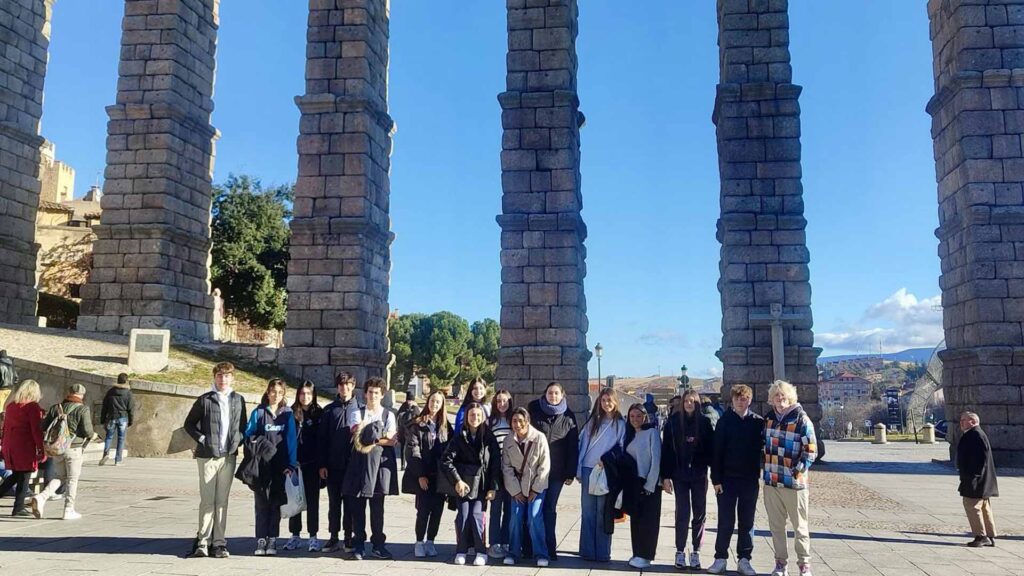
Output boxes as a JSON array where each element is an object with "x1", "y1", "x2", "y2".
[{"x1": 280, "y1": 468, "x2": 308, "y2": 519}]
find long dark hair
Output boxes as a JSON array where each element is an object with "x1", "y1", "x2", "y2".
[
  {"x1": 462, "y1": 401, "x2": 489, "y2": 439},
  {"x1": 292, "y1": 380, "x2": 322, "y2": 423},
  {"x1": 679, "y1": 388, "x2": 706, "y2": 447},
  {"x1": 415, "y1": 389, "x2": 450, "y2": 442},
  {"x1": 488, "y1": 389, "x2": 513, "y2": 427},
  {"x1": 261, "y1": 379, "x2": 288, "y2": 410},
  {"x1": 587, "y1": 388, "x2": 624, "y2": 435},
  {"x1": 462, "y1": 376, "x2": 488, "y2": 407}
]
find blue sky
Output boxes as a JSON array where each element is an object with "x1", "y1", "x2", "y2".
[{"x1": 45, "y1": 2, "x2": 942, "y2": 378}]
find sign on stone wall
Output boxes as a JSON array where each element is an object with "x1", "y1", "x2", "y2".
[{"x1": 128, "y1": 329, "x2": 170, "y2": 373}]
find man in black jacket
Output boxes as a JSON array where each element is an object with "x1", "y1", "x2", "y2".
[
  {"x1": 99, "y1": 373, "x2": 136, "y2": 466},
  {"x1": 957, "y1": 411, "x2": 998, "y2": 548},
  {"x1": 183, "y1": 362, "x2": 247, "y2": 559},
  {"x1": 318, "y1": 371, "x2": 361, "y2": 554},
  {"x1": 707, "y1": 385, "x2": 763, "y2": 576}
]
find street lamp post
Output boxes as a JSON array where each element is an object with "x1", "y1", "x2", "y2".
[
  {"x1": 595, "y1": 343, "x2": 603, "y2": 385},
  {"x1": 677, "y1": 365, "x2": 690, "y2": 393}
]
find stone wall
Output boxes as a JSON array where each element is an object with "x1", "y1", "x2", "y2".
[
  {"x1": 280, "y1": 0, "x2": 394, "y2": 390},
  {"x1": 713, "y1": 0, "x2": 821, "y2": 419},
  {"x1": 78, "y1": 0, "x2": 220, "y2": 341},
  {"x1": 495, "y1": 0, "x2": 591, "y2": 415},
  {"x1": 12, "y1": 356, "x2": 262, "y2": 458},
  {"x1": 0, "y1": 0, "x2": 52, "y2": 326},
  {"x1": 927, "y1": 0, "x2": 1024, "y2": 465}
]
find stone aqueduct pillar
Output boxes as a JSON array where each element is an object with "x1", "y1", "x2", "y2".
[
  {"x1": 495, "y1": 0, "x2": 591, "y2": 413},
  {"x1": 278, "y1": 0, "x2": 394, "y2": 389},
  {"x1": 927, "y1": 0, "x2": 1024, "y2": 465},
  {"x1": 77, "y1": 0, "x2": 220, "y2": 340},
  {"x1": 0, "y1": 0, "x2": 52, "y2": 325},
  {"x1": 713, "y1": 0, "x2": 821, "y2": 420}
]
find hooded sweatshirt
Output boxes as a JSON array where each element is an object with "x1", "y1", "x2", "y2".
[{"x1": 763, "y1": 403, "x2": 817, "y2": 490}]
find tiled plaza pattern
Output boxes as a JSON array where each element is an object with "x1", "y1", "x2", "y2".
[{"x1": 1, "y1": 442, "x2": 1022, "y2": 575}]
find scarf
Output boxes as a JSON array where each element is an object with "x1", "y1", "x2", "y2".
[
  {"x1": 539, "y1": 396, "x2": 567, "y2": 416},
  {"x1": 774, "y1": 403, "x2": 799, "y2": 421}
]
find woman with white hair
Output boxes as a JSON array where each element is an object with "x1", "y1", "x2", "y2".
[
  {"x1": 763, "y1": 380, "x2": 817, "y2": 576},
  {"x1": 0, "y1": 380, "x2": 45, "y2": 516}
]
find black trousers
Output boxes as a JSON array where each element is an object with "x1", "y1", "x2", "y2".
[
  {"x1": 326, "y1": 473, "x2": 353, "y2": 542},
  {"x1": 254, "y1": 487, "x2": 282, "y2": 539},
  {"x1": 455, "y1": 499, "x2": 487, "y2": 553},
  {"x1": 0, "y1": 472, "x2": 30, "y2": 514},
  {"x1": 630, "y1": 489, "x2": 662, "y2": 560},
  {"x1": 415, "y1": 492, "x2": 446, "y2": 541},
  {"x1": 348, "y1": 494, "x2": 386, "y2": 549},
  {"x1": 288, "y1": 463, "x2": 321, "y2": 537}
]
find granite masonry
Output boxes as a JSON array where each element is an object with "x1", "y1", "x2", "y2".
[
  {"x1": 0, "y1": 0, "x2": 52, "y2": 325},
  {"x1": 927, "y1": 0, "x2": 1024, "y2": 466},
  {"x1": 77, "y1": 0, "x2": 220, "y2": 340}
]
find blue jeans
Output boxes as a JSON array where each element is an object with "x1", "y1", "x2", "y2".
[
  {"x1": 579, "y1": 467, "x2": 611, "y2": 561},
  {"x1": 509, "y1": 490, "x2": 547, "y2": 560},
  {"x1": 714, "y1": 476, "x2": 759, "y2": 560},
  {"x1": 489, "y1": 485, "x2": 512, "y2": 546},
  {"x1": 104, "y1": 417, "x2": 128, "y2": 462}
]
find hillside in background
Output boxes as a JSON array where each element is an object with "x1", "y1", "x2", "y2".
[{"x1": 818, "y1": 347, "x2": 933, "y2": 365}]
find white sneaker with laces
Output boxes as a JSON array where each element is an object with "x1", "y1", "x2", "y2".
[
  {"x1": 454, "y1": 553, "x2": 467, "y2": 565},
  {"x1": 473, "y1": 554, "x2": 487, "y2": 566},
  {"x1": 266, "y1": 537, "x2": 277, "y2": 556},
  {"x1": 537, "y1": 558, "x2": 549, "y2": 567},
  {"x1": 737, "y1": 558, "x2": 758, "y2": 576},
  {"x1": 707, "y1": 558, "x2": 728, "y2": 574},
  {"x1": 771, "y1": 559, "x2": 789, "y2": 576},
  {"x1": 62, "y1": 508, "x2": 81, "y2": 521},
  {"x1": 308, "y1": 537, "x2": 322, "y2": 552},
  {"x1": 255, "y1": 538, "x2": 267, "y2": 556},
  {"x1": 674, "y1": 550, "x2": 687, "y2": 568},
  {"x1": 284, "y1": 535, "x2": 301, "y2": 551},
  {"x1": 628, "y1": 556, "x2": 651, "y2": 569},
  {"x1": 424, "y1": 540, "x2": 438, "y2": 557},
  {"x1": 689, "y1": 552, "x2": 701, "y2": 570},
  {"x1": 414, "y1": 541, "x2": 426, "y2": 558},
  {"x1": 503, "y1": 557, "x2": 515, "y2": 565}
]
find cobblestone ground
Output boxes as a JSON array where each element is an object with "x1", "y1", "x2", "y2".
[{"x1": 1, "y1": 442, "x2": 1021, "y2": 575}]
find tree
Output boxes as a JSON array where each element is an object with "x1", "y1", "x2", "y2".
[
  {"x1": 470, "y1": 318, "x2": 500, "y2": 364},
  {"x1": 388, "y1": 313, "x2": 426, "y2": 389},
  {"x1": 211, "y1": 174, "x2": 292, "y2": 330},
  {"x1": 423, "y1": 311, "x2": 472, "y2": 391},
  {"x1": 387, "y1": 312, "x2": 501, "y2": 393}
]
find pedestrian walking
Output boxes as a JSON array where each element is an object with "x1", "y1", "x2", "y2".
[
  {"x1": 317, "y1": 371, "x2": 360, "y2": 554},
  {"x1": 501, "y1": 407, "x2": 551, "y2": 567},
  {"x1": 662, "y1": 388, "x2": 714, "y2": 570},
  {"x1": 34, "y1": 383, "x2": 98, "y2": 521},
  {"x1": 405, "y1": 389, "x2": 453, "y2": 558},
  {"x1": 763, "y1": 380, "x2": 817, "y2": 576},
  {"x1": 577, "y1": 387, "x2": 625, "y2": 563},
  {"x1": 99, "y1": 373, "x2": 136, "y2": 466},
  {"x1": 625, "y1": 403, "x2": 662, "y2": 569},
  {"x1": 527, "y1": 382, "x2": 578, "y2": 562},
  {"x1": 957, "y1": 411, "x2": 998, "y2": 548},
  {"x1": 184, "y1": 362, "x2": 247, "y2": 559},
  {"x1": 0, "y1": 380, "x2": 45, "y2": 517},
  {"x1": 285, "y1": 380, "x2": 324, "y2": 552},
  {"x1": 487, "y1": 389, "x2": 514, "y2": 558}
]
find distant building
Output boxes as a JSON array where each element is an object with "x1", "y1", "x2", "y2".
[
  {"x1": 818, "y1": 372, "x2": 872, "y2": 408},
  {"x1": 38, "y1": 140, "x2": 75, "y2": 204}
]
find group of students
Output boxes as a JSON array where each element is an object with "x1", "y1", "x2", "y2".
[{"x1": 181, "y1": 360, "x2": 818, "y2": 576}]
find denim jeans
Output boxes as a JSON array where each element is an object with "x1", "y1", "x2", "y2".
[
  {"x1": 104, "y1": 417, "x2": 128, "y2": 462},
  {"x1": 509, "y1": 491, "x2": 547, "y2": 560},
  {"x1": 489, "y1": 485, "x2": 512, "y2": 546},
  {"x1": 714, "y1": 476, "x2": 759, "y2": 560},
  {"x1": 579, "y1": 467, "x2": 611, "y2": 561}
]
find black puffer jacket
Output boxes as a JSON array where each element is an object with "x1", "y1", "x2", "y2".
[
  {"x1": 183, "y1": 390, "x2": 247, "y2": 459},
  {"x1": 295, "y1": 405, "x2": 322, "y2": 466},
  {"x1": 958, "y1": 426, "x2": 999, "y2": 499},
  {"x1": 661, "y1": 410, "x2": 714, "y2": 482},
  {"x1": 403, "y1": 418, "x2": 452, "y2": 495},
  {"x1": 527, "y1": 399, "x2": 579, "y2": 484},
  {"x1": 101, "y1": 386, "x2": 136, "y2": 425},
  {"x1": 317, "y1": 396, "x2": 359, "y2": 473},
  {"x1": 439, "y1": 425, "x2": 500, "y2": 501}
]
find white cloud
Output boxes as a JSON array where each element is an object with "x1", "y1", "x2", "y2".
[
  {"x1": 817, "y1": 288, "x2": 943, "y2": 354},
  {"x1": 637, "y1": 329, "x2": 689, "y2": 348}
]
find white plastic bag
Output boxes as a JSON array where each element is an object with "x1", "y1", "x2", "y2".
[
  {"x1": 280, "y1": 468, "x2": 307, "y2": 519},
  {"x1": 588, "y1": 462, "x2": 609, "y2": 496}
]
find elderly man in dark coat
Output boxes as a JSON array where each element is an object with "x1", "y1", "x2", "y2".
[{"x1": 957, "y1": 411, "x2": 998, "y2": 548}]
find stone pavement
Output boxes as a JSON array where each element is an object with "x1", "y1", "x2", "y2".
[{"x1": 0, "y1": 442, "x2": 1021, "y2": 576}]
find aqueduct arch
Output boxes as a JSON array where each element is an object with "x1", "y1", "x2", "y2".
[{"x1": 2, "y1": 0, "x2": 1023, "y2": 461}]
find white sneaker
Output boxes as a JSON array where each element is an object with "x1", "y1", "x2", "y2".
[
  {"x1": 473, "y1": 554, "x2": 487, "y2": 566},
  {"x1": 48, "y1": 493, "x2": 63, "y2": 502},
  {"x1": 772, "y1": 560, "x2": 789, "y2": 576},
  {"x1": 30, "y1": 494, "x2": 45, "y2": 518},
  {"x1": 308, "y1": 537, "x2": 321, "y2": 552},
  {"x1": 708, "y1": 558, "x2": 728, "y2": 574},
  {"x1": 628, "y1": 556, "x2": 651, "y2": 569},
  {"x1": 265, "y1": 537, "x2": 277, "y2": 556},
  {"x1": 414, "y1": 541, "x2": 427, "y2": 558},
  {"x1": 284, "y1": 535, "x2": 301, "y2": 551},
  {"x1": 674, "y1": 550, "x2": 687, "y2": 568},
  {"x1": 689, "y1": 552, "x2": 701, "y2": 570},
  {"x1": 798, "y1": 563, "x2": 812, "y2": 576},
  {"x1": 488, "y1": 544, "x2": 506, "y2": 558},
  {"x1": 254, "y1": 538, "x2": 267, "y2": 556},
  {"x1": 424, "y1": 540, "x2": 438, "y2": 557},
  {"x1": 62, "y1": 509, "x2": 81, "y2": 521},
  {"x1": 537, "y1": 558, "x2": 549, "y2": 567},
  {"x1": 454, "y1": 553, "x2": 467, "y2": 565},
  {"x1": 738, "y1": 558, "x2": 758, "y2": 576},
  {"x1": 503, "y1": 557, "x2": 515, "y2": 565}
]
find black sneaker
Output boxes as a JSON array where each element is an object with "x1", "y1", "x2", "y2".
[
  {"x1": 323, "y1": 537, "x2": 340, "y2": 553},
  {"x1": 343, "y1": 538, "x2": 354, "y2": 553},
  {"x1": 986, "y1": 537, "x2": 996, "y2": 547},
  {"x1": 212, "y1": 546, "x2": 230, "y2": 559},
  {"x1": 967, "y1": 536, "x2": 987, "y2": 548},
  {"x1": 371, "y1": 546, "x2": 393, "y2": 560},
  {"x1": 187, "y1": 540, "x2": 208, "y2": 558}
]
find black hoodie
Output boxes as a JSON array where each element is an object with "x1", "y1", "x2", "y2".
[
  {"x1": 317, "y1": 395, "x2": 360, "y2": 472},
  {"x1": 710, "y1": 408, "x2": 764, "y2": 485}
]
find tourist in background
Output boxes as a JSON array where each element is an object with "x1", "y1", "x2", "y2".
[
  {"x1": 404, "y1": 389, "x2": 453, "y2": 558},
  {"x1": 624, "y1": 403, "x2": 662, "y2": 569},
  {"x1": 707, "y1": 385, "x2": 762, "y2": 576},
  {"x1": 396, "y1": 397, "x2": 419, "y2": 471},
  {"x1": 454, "y1": 377, "x2": 490, "y2": 434},
  {"x1": 342, "y1": 377, "x2": 399, "y2": 560},
  {"x1": 487, "y1": 389, "x2": 514, "y2": 558},
  {"x1": 957, "y1": 411, "x2": 998, "y2": 548},
  {"x1": 700, "y1": 395, "x2": 720, "y2": 430},
  {"x1": 99, "y1": 372, "x2": 136, "y2": 466},
  {"x1": 184, "y1": 362, "x2": 247, "y2": 559},
  {"x1": 34, "y1": 383, "x2": 97, "y2": 521},
  {"x1": 1, "y1": 380, "x2": 45, "y2": 516},
  {"x1": 501, "y1": 407, "x2": 551, "y2": 567},
  {"x1": 527, "y1": 382, "x2": 578, "y2": 562},
  {"x1": 318, "y1": 371, "x2": 360, "y2": 554},
  {"x1": 643, "y1": 393, "x2": 660, "y2": 429},
  {"x1": 662, "y1": 388, "x2": 714, "y2": 570},
  {"x1": 577, "y1": 387, "x2": 625, "y2": 563},
  {"x1": 285, "y1": 380, "x2": 323, "y2": 552},
  {"x1": 668, "y1": 395, "x2": 681, "y2": 416},
  {"x1": 243, "y1": 379, "x2": 297, "y2": 556},
  {"x1": 440, "y1": 401, "x2": 500, "y2": 566},
  {"x1": 763, "y1": 380, "x2": 817, "y2": 576}
]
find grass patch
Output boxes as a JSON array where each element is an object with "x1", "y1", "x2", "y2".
[{"x1": 126, "y1": 345, "x2": 292, "y2": 395}]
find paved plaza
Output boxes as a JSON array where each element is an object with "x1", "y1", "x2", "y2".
[{"x1": 0, "y1": 442, "x2": 1021, "y2": 575}]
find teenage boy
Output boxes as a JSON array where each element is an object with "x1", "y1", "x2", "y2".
[
  {"x1": 342, "y1": 377, "x2": 399, "y2": 560},
  {"x1": 708, "y1": 384, "x2": 763, "y2": 576},
  {"x1": 318, "y1": 372, "x2": 360, "y2": 554}
]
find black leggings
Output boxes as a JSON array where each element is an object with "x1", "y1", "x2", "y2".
[
  {"x1": 0, "y1": 472, "x2": 30, "y2": 514},
  {"x1": 415, "y1": 492, "x2": 445, "y2": 541}
]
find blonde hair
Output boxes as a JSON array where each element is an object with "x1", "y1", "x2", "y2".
[
  {"x1": 768, "y1": 379, "x2": 798, "y2": 404},
  {"x1": 10, "y1": 379, "x2": 42, "y2": 405},
  {"x1": 730, "y1": 384, "x2": 753, "y2": 400}
]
